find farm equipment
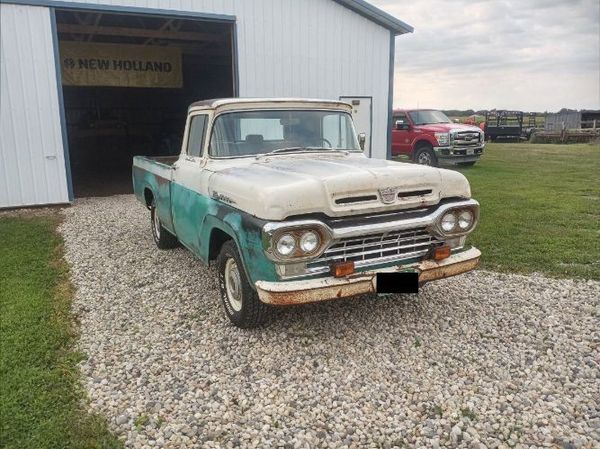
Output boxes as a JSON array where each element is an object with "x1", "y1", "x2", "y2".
[{"x1": 483, "y1": 110, "x2": 523, "y2": 141}]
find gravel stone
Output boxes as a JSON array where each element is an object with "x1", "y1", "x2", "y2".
[
  {"x1": 116, "y1": 414, "x2": 128, "y2": 425},
  {"x1": 59, "y1": 195, "x2": 600, "y2": 448}
]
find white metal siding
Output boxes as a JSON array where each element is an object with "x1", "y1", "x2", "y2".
[
  {"x1": 1, "y1": 4, "x2": 69, "y2": 208},
  {"x1": 1, "y1": 0, "x2": 393, "y2": 207}
]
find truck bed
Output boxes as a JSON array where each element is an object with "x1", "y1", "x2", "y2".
[
  {"x1": 132, "y1": 155, "x2": 178, "y2": 208},
  {"x1": 133, "y1": 155, "x2": 177, "y2": 180},
  {"x1": 135, "y1": 155, "x2": 178, "y2": 167}
]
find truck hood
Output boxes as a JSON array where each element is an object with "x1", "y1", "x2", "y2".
[
  {"x1": 207, "y1": 153, "x2": 471, "y2": 220},
  {"x1": 416, "y1": 123, "x2": 482, "y2": 133}
]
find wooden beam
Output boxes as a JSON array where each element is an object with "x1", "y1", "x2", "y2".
[
  {"x1": 87, "y1": 14, "x2": 103, "y2": 42},
  {"x1": 57, "y1": 24, "x2": 225, "y2": 42},
  {"x1": 143, "y1": 18, "x2": 174, "y2": 46},
  {"x1": 168, "y1": 43, "x2": 227, "y2": 56}
]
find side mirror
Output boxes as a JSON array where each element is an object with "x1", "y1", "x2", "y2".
[
  {"x1": 395, "y1": 120, "x2": 410, "y2": 130},
  {"x1": 358, "y1": 132, "x2": 366, "y2": 150}
]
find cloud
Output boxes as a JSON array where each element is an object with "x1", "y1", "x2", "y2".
[{"x1": 370, "y1": 0, "x2": 600, "y2": 111}]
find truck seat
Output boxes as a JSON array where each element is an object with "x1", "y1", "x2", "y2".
[{"x1": 244, "y1": 134, "x2": 265, "y2": 154}]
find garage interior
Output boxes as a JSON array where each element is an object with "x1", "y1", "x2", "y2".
[{"x1": 56, "y1": 9, "x2": 235, "y2": 197}]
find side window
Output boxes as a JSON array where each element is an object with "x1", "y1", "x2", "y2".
[
  {"x1": 394, "y1": 113, "x2": 408, "y2": 125},
  {"x1": 323, "y1": 114, "x2": 349, "y2": 149},
  {"x1": 186, "y1": 115, "x2": 207, "y2": 157}
]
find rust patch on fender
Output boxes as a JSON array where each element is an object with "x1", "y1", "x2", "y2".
[
  {"x1": 417, "y1": 256, "x2": 480, "y2": 282},
  {"x1": 257, "y1": 278, "x2": 374, "y2": 306}
]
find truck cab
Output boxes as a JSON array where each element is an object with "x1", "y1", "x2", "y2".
[
  {"x1": 392, "y1": 109, "x2": 485, "y2": 167},
  {"x1": 133, "y1": 98, "x2": 481, "y2": 328}
]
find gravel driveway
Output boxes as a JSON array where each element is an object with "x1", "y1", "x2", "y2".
[{"x1": 60, "y1": 195, "x2": 599, "y2": 449}]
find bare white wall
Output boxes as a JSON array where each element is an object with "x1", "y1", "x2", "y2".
[
  {"x1": 1, "y1": 0, "x2": 393, "y2": 207},
  {"x1": 1, "y1": 4, "x2": 70, "y2": 208}
]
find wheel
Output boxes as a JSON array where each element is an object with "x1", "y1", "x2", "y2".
[
  {"x1": 414, "y1": 145, "x2": 437, "y2": 167},
  {"x1": 150, "y1": 204, "x2": 178, "y2": 249},
  {"x1": 216, "y1": 240, "x2": 269, "y2": 328},
  {"x1": 457, "y1": 161, "x2": 476, "y2": 166}
]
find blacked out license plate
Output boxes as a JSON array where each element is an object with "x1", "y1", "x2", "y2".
[{"x1": 376, "y1": 272, "x2": 419, "y2": 294}]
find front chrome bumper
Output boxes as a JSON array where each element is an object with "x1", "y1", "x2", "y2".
[
  {"x1": 255, "y1": 247, "x2": 481, "y2": 306},
  {"x1": 434, "y1": 145, "x2": 484, "y2": 160}
]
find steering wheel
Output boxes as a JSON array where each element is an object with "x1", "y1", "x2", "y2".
[{"x1": 319, "y1": 137, "x2": 332, "y2": 148}]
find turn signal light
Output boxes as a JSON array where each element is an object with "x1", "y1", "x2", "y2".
[
  {"x1": 331, "y1": 261, "x2": 355, "y2": 277},
  {"x1": 433, "y1": 245, "x2": 451, "y2": 261}
]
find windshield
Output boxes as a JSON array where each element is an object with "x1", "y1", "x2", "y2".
[
  {"x1": 209, "y1": 110, "x2": 360, "y2": 157},
  {"x1": 408, "y1": 110, "x2": 451, "y2": 125}
]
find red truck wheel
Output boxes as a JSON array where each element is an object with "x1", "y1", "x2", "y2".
[{"x1": 414, "y1": 145, "x2": 437, "y2": 167}]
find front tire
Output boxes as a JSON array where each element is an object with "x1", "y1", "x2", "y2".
[
  {"x1": 414, "y1": 145, "x2": 437, "y2": 167},
  {"x1": 216, "y1": 240, "x2": 269, "y2": 328},
  {"x1": 150, "y1": 205, "x2": 178, "y2": 249}
]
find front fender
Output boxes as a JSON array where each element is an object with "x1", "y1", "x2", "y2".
[
  {"x1": 412, "y1": 135, "x2": 438, "y2": 148},
  {"x1": 200, "y1": 206, "x2": 279, "y2": 285}
]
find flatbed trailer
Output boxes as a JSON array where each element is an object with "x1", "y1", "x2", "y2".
[{"x1": 484, "y1": 110, "x2": 523, "y2": 141}]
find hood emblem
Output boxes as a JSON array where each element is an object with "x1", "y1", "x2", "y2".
[{"x1": 379, "y1": 187, "x2": 398, "y2": 204}]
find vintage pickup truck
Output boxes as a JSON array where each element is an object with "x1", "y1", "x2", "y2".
[{"x1": 133, "y1": 98, "x2": 481, "y2": 328}]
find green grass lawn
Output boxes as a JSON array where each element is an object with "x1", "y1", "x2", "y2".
[
  {"x1": 0, "y1": 215, "x2": 120, "y2": 449},
  {"x1": 453, "y1": 142, "x2": 600, "y2": 280}
]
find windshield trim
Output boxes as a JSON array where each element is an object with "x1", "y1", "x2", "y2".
[
  {"x1": 206, "y1": 108, "x2": 361, "y2": 159},
  {"x1": 408, "y1": 110, "x2": 451, "y2": 126}
]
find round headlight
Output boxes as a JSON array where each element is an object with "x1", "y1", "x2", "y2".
[
  {"x1": 276, "y1": 234, "x2": 296, "y2": 256},
  {"x1": 299, "y1": 231, "x2": 320, "y2": 253},
  {"x1": 458, "y1": 210, "x2": 474, "y2": 230},
  {"x1": 441, "y1": 212, "x2": 457, "y2": 232}
]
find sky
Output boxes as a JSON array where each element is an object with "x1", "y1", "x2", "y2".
[{"x1": 369, "y1": 0, "x2": 600, "y2": 112}]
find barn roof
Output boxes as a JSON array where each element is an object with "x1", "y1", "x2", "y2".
[{"x1": 338, "y1": 0, "x2": 413, "y2": 35}]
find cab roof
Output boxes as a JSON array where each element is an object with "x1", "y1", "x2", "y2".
[
  {"x1": 394, "y1": 108, "x2": 440, "y2": 113},
  {"x1": 189, "y1": 98, "x2": 353, "y2": 112}
]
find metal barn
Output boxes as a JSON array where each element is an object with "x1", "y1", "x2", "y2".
[
  {"x1": 0, "y1": 0, "x2": 412, "y2": 208},
  {"x1": 544, "y1": 110, "x2": 600, "y2": 131}
]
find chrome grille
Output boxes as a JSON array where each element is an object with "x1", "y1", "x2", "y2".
[
  {"x1": 306, "y1": 227, "x2": 443, "y2": 274},
  {"x1": 453, "y1": 131, "x2": 482, "y2": 147}
]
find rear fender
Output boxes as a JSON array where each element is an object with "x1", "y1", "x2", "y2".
[{"x1": 132, "y1": 166, "x2": 174, "y2": 233}]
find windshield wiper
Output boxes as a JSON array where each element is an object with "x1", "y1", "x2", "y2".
[
  {"x1": 267, "y1": 146, "x2": 329, "y2": 154},
  {"x1": 260, "y1": 146, "x2": 347, "y2": 157}
]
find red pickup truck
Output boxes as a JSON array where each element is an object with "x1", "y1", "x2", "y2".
[{"x1": 392, "y1": 109, "x2": 485, "y2": 166}]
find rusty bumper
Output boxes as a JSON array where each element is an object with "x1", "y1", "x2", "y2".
[{"x1": 255, "y1": 247, "x2": 481, "y2": 306}]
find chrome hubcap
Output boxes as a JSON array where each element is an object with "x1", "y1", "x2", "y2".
[
  {"x1": 417, "y1": 152, "x2": 432, "y2": 165},
  {"x1": 225, "y1": 258, "x2": 243, "y2": 312},
  {"x1": 153, "y1": 209, "x2": 161, "y2": 239}
]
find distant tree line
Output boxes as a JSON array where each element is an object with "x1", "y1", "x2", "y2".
[{"x1": 442, "y1": 108, "x2": 593, "y2": 117}]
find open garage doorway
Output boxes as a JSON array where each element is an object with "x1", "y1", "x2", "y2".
[{"x1": 55, "y1": 9, "x2": 235, "y2": 197}]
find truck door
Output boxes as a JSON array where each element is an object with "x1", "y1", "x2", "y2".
[
  {"x1": 391, "y1": 111, "x2": 412, "y2": 156},
  {"x1": 170, "y1": 113, "x2": 209, "y2": 254},
  {"x1": 340, "y1": 96, "x2": 372, "y2": 156}
]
